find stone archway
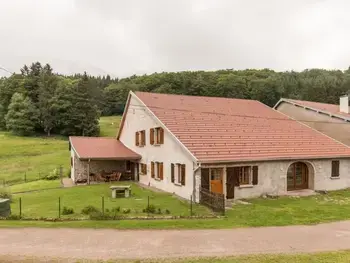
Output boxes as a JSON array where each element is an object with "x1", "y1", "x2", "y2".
[{"x1": 287, "y1": 162, "x2": 310, "y2": 191}]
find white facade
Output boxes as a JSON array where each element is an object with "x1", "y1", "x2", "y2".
[
  {"x1": 203, "y1": 158, "x2": 350, "y2": 199},
  {"x1": 118, "y1": 93, "x2": 198, "y2": 201},
  {"x1": 70, "y1": 149, "x2": 75, "y2": 182}
]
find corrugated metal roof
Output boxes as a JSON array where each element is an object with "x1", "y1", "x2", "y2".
[
  {"x1": 69, "y1": 137, "x2": 141, "y2": 160},
  {"x1": 135, "y1": 91, "x2": 350, "y2": 162}
]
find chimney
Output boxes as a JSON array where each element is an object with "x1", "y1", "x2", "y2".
[{"x1": 339, "y1": 95, "x2": 349, "y2": 114}]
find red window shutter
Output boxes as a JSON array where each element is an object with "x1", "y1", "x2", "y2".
[
  {"x1": 181, "y1": 164, "x2": 186, "y2": 186},
  {"x1": 151, "y1": 162, "x2": 155, "y2": 178},
  {"x1": 159, "y1": 127, "x2": 164, "y2": 144},
  {"x1": 135, "y1": 132, "x2": 139, "y2": 146},
  {"x1": 252, "y1": 166, "x2": 258, "y2": 185},
  {"x1": 233, "y1": 167, "x2": 240, "y2": 186},
  {"x1": 159, "y1": 163, "x2": 164, "y2": 180},
  {"x1": 150, "y1": 128, "x2": 154, "y2": 145},
  {"x1": 171, "y1": 163, "x2": 175, "y2": 183}
]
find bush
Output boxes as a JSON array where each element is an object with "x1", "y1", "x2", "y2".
[
  {"x1": 122, "y1": 208, "x2": 131, "y2": 214},
  {"x1": 6, "y1": 214, "x2": 21, "y2": 220},
  {"x1": 0, "y1": 187, "x2": 12, "y2": 201},
  {"x1": 157, "y1": 208, "x2": 162, "y2": 214},
  {"x1": 81, "y1": 205, "x2": 99, "y2": 215},
  {"x1": 62, "y1": 207, "x2": 74, "y2": 215},
  {"x1": 66, "y1": 170, "x2": 71, "y2": 178},
  {"x1": 89, "y1": 211, "x2": 111, "y2": 220},
  {"x1": 143, "y1": 204, "x2": 156, "y2": 214},
  {"x1": 165, "y1": 209, "x2": 171, "y2": 215},
  {"x1": 111, "y1": 207, "x2": 120, "y2": 213},
  {"x1": 43, "y1": 169, "x2": 60, "y2": 180}
]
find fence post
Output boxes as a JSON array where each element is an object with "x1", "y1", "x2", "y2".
[
  {"x1": 147, "y1": 196, "x2": 150, "y2": 217},
  {"x1": 19, "y1": 197, "x2": 22, "y2": 218},
  {"x1": 58, "y1": 197, "x2": 61, "y2": 218},
  {"x1": 24, "y1": 172, "x2": 26, "y2": 183},
  {"x1": 191, "y1": 195, "x2": 194, "y2": 217},
  {"x1": 102, "y1": 196, "x2": 105, "y2": 215},
  {"x1": 59, "y1": 165, "x2": 63, "y2": 184},
  {"x1": 222, "y1": 195, "x2": 225, "y2": 216},
  {"x1": 2, "y1": 179, "x2": 5, "y2": 187}
]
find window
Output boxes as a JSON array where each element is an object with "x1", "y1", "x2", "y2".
[
  {"x1": 126, "y1": 161, "x2": 131, "y2": 172},
  {"x1": 233, "y1": 166, "x2": 258, "y2": 186},
  {"x1": 239, "y1": 166, "x2": 251, "y2": 185},
  {"x1": 150, "y1": 127, "x2": 164, "y2": 145},
  {"x1": 331, "y1": 160, "x2": 340, "y2": 177},
  {"x1": 140, "y1": 163, "x2": 147, "y2": 175},
  {"x1": 210, "y1": 168, "x2": 222, "y2": 181},
  {"x1": 151, "y1": 161, "x2": 163, "y2": 180},
  {"x1": 171, "y1": 163, "x2": 186, "y2": 185},
  {"x1": 135, "y1": 130, "x2": 146, "y2": 147}
]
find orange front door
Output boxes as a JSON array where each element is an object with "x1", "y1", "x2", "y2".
[{"x1": 210, "y1": 168, "x2": 223, "y2": 194}]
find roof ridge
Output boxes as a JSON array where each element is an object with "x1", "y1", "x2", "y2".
[{"x1": 135, "y1": 91, "x2": 259, "y2": 103}]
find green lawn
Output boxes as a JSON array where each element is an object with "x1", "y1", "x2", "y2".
[
  {"x1": 2, "y1": 251, "x2": 350, "y2": 263},
  {"x1": 3, "y1": 188, "x2": 350, "y2": 229},
  {"x1": 99, "y1": 116, "x2": 121, "y2": 137},
  {"x1": 0, "y1": 116, "x2": 121, "y2": 184},
  {"x1": 9, "y1": 180, "x2": 61, "y2": 193},
  {"x1": 10, "y1": 182, "x2": 210, "y2": 218}
]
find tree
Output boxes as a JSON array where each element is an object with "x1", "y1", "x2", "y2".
[
  {"x1": 5, "y1": 93, "x2": 39, "y2": 136},
  {"x1": 0, "y1": 103, "x2": 5, "y2": 129}
]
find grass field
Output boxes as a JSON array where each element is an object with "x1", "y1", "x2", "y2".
[
  {"x1": 2, "y1": 250, "x2": 350, "y2": 262},
  {"x1": 10, "y1": 182, "x2": 210, "y2": 218},
  {"x1": 0, "y1": 116, "x2": 121, "y2": 185},
  {"x1": 4, "y1": 187, "x2": 350, "y2": 229}
]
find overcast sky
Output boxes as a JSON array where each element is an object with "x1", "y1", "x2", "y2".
[{"x1": 0, "y1": 0, "x2": 349, "y2": 78}]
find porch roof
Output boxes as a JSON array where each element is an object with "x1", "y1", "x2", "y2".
[{"x1": 69, "y1": 136, "x2": 141, "y2": 160}]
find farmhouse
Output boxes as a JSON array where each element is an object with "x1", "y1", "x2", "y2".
[{"x1": 70, "y1": 91, "x2": 350, "y2": 202}]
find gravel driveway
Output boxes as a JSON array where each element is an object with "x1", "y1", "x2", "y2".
[{"x1": 2, "y1": 221, "x2": 350, "y2": 260}]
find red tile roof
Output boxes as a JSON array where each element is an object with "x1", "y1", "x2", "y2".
[
  {"x1": 134, "y1": 91, "x2": 350, "y2": 162},
  {"x1": 69, "y1": 137, "x2": 141, "y2": 160},
  {"x1": 281, "y1": 98, "x2": 350, "y2": 119}
]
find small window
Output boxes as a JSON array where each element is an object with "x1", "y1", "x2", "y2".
[
  {"x1": 140, "y1": 163, "x2": 147, "y2": 175},
  {"x1": 152, "y1": 162, "x2": 163, "y2": 180},
  {"x1": 171, "y1": 163, "x2": 186, "y2": 185},
  {"x1": 331, "y1": 160, "x2": 340, "y2": 177},
  {"x1": 150, "y1": 127, "x2": 164, "y2": 145},
  {"x1": 238, "y1": 166, "x2": 251, "y2": 185},
  {"x1": 126, "y1": 161, "x2": 131, "y2": 172},
  {"x1": 136, "y1": 130, "x2": 146, "y2": 147},
  {"x1": 210, "y1": 168, "x2": 222, "y2": 180}
]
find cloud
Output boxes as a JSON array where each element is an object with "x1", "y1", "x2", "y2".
[{"x1": 0, "y1": 0, "x2": 350, "y2": 77}]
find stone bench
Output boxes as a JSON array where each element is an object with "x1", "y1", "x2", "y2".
[{"x1": 110, "y1": 185, "x2": 131, "y2": 198}]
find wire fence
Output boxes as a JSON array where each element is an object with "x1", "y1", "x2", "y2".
[
  {"x1": 1, "y1": 166, "x2": 66, "y2": 187},
  {"x1": 8, "y1": 194, "x2": 220, "y2": 221}
]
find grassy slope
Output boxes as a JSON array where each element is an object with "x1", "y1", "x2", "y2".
[
  {"x1": 10, "y1": 183, "x2": 210, "y2": 218},
  {"x1": 0, "y1": 116, "x2": 121, "y2": 184},
  {"x1": 2, "y1": 251, "x2": 350, "y2": 263}
]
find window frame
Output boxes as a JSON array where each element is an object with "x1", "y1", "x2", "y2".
[
  {"x1": 151, "y1": 127, "x2": 164, "y2": 145},
  {"x1": 331, "y1": 160, "x2": 340, "y2": 178}
]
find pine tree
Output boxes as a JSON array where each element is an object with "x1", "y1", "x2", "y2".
[{"x1": 5, "y1": 93, "x2": 39, "y2": 136}]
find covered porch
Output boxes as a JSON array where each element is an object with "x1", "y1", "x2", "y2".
[{"x1": 69, "y1": 136, "x2": 141, "y2": 184}]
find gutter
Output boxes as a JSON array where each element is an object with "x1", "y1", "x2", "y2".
[{"x1": 192, "y1": 162, "x2": 201, "y2": 203}]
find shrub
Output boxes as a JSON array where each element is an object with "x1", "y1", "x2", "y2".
[
  {"x1": 66, "y1": 170, "x2": 71, "y2": 178},
  {"x1": 111, "y1": 207, "x2": 120, "y2": 213},
  {"x1": 165, "y1": 209, "x2": 171, "y2": 215},
  {"x1": 143, "y1": 204, "x2": 156, "y2": 214},
  {"x1": 157, "y1": 208, "x2": 162, "y2": 214},
  {"x1": 6, "y1": 214, "x2": 21, "y2": 220},
  {"x1": 122, "y1": 208, "x2": 131, "y2": 214},
  {"x1": 89, "y1": 211, "x2": 111, "y2": 220},
  {"x1": 81, "y1": 205, "x2": 99, "y2": 215},
  {"x1": 105, "y1": 208, "x2": 110, "y2": 213},
  {"x1": 43, "y1": 169, "x2": 60, "y2": 180},
  {"x1": 62, "y1": 207, "x2": 74, "y2": 215},
  {"x1": 0, "y1": 187, "x2": 12, "y2": 201}
]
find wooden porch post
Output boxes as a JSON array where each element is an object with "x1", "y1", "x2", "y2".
[{"x1": 87, "y1": 159, "x2": 90, "y2": 185}]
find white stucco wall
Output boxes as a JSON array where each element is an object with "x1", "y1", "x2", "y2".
[
  {"x1": 70, "y1": 149, "x2": 75, "y2": 182},
  {"x1": 118, "y1": 94, "x2": 197, "y2": 201},
  {"x1": 203, "y1": 158, "x2": 350, "y2": 199}
]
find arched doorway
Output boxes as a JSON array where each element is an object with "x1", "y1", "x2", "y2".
[{"x1": 287, "y1": 162, "x2": 309, "y2": 191}]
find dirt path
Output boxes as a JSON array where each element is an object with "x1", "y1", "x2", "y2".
[{"x1": 2, "y1": 221, "x2": 350, "y2": 260}]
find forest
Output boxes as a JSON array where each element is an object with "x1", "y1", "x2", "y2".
[{"x1": 1, "y1": 61, "x2": 350, "y2": 136}]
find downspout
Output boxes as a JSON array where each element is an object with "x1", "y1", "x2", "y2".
[{"x1": 193, "y1": 162, "x2": 201, "y2": 203}]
